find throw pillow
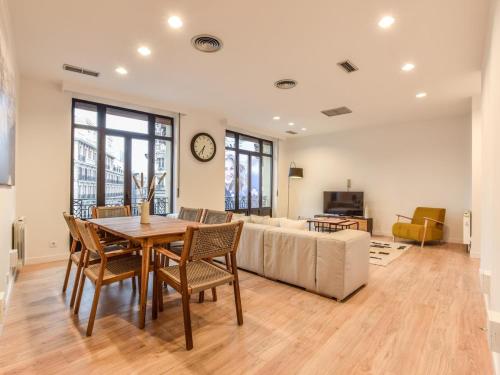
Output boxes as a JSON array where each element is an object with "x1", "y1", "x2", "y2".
[
  {"x1": 232, "y1": 213, "x2": 250, "y2": 223},
  {"x1": 250, "y1": 215, "x2": 271, "y2": 225},
  {"x1": 279, "y1": 218, "x2": 307, "y2": 230}
]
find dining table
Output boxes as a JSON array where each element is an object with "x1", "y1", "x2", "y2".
[{"x1": 87, "y1": 215, "x2": 202, "y2": 329}]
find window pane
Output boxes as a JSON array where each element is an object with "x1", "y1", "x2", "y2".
[
  {"x1": 131, "y1": 139, "x2": 150, "y2": 215},
  {"x1": 105, "y1": 136, "x2": 125, "y2": 206},
  {"x1": 225, "y1": 150, "x2": 236, "y2": 210},
  {"x1": 262, "y1": 156, "x2": 272, "y2": 207},
  {"x1": 251, "y1": 156, "x2": 260, "y2": 208},
  {"x1": 225, "y1": 133, "x2": 235, "y2": 148},
  {"x1": 155, "y1": 116, "x2": 172, "y2": 137},
  {"x1": 74, "y1": 102, "x2": 97, "y2": 127},
  {"x1": 238, "y1": 154, "x2": 249, "y2": 209},
  {"x1": 263, "y1": 141, "x2": 272, "y2": 155},
  {"x1": 106, "y1": 107, "x2": 148, "y2": 134},
  {"x1": 73, "y1": 128, "x2": 97, "y2": 218},
  {"x1": 239, "y1": 135, "x2": 260, "y2": 152},
  {"x1": 154, "y1": 139, "x2": 172, "y2": 215}
]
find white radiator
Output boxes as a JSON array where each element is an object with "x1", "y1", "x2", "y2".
[
  {"x1": 12, "y1": 217, "x2": 26, "y2": 269},
  {"x1": 463, "y1": 211, "x2": 471, "y2": 252}
]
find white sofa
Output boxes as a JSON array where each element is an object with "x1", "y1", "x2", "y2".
[{"x1": 234, "y1": 221, "x2": 370, "y2": 301}]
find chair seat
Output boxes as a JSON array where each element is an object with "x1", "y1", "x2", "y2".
[
  {"x1": 392, "y1": 222, "x2": 442, "y2": 242},
  {"x1": 84, "y1": 256, "x2": 145, "y2": 283},
  {"x1": 70, "y1": 244, "x2": 130, "y2": 264},
  {"x1": 159, "y1": 260, "x2": 233, "y2": 294}
]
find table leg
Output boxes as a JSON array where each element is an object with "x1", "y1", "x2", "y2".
[{"x1": 140, "y1": 239, "x2": 151, "y2": 329}]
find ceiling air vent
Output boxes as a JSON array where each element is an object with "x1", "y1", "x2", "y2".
[
  {"x1": 191, "y1": 34, "x2": 223, "y2": 53},
  {"x1": 337, "y1": 60, "x2": 358, "y2": 73},
  {"x1": 274, "y1": 79, "x2": 298, "y2": 90},
  {"x1": 63, "y1": 64, "x2": 100, "y2": 77},
  {"x1": 286, "y1": 130, "x2": 298, "y2": 135},
  {"x1": 321, "y1": 106, "x2": 353, "y2": 117}
]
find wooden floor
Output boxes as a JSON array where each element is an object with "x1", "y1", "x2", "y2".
[{"x1": 0, "y1": 241, "x2": 493, "y2": 374}]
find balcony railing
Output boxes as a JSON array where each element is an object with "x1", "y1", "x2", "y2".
[
  {"x1": 73, "y1": 197, "x2": 170, "y2": 219},
  {"x1": 225, "y1": 196, "x2": 271, "y2": 211}
]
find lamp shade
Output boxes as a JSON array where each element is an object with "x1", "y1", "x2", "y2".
[{"x1": 289, "y1": 167, "x2": 303, "y2": 179}]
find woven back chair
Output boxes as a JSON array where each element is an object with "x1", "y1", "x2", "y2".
[
  {"x1": 153, "y1": 221, "x2": 244, "y2": 350},
  {"x1": 178, "y1": 207, "x2": 203, "y2": 222},
  {"x1": 201, "y1": 209, "x2": 233, "y2": 225},
  {"x1": 73, "y1": 219, "x2": 144, "y2": 336},
  {"x1": 62, "y1": 212, "x2": 84, "y2": 307},
  {"x1": 92, "y1": 205, "x2": 131, "y2": 219}
]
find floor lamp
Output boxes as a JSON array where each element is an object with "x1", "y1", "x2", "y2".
[{"x1": 287, "y1": 162, "x2": 303, "y2": 218}]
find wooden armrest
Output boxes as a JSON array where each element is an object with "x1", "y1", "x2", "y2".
[
  {"x1": 396, "y1": 214, "x2": 412, "y2": 221},
  {"x1": 105, "y1": 248, "x2": 139, "y2": 258},
  {"x1": 423, "y1": 217, "x2": 445, "y2": 225},
  {"x1": 100, "y1": 238, "x2": 129, "y2": 246},
  {"x1": 154, "y1": 247, "x2": 181, "y2": 262}
]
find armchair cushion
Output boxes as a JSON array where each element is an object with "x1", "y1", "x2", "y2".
[{"x1": 392, "y1": 207, "x2": 445, "y2": 242}]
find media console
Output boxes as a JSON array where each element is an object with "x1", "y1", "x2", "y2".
[{"x1": 314, "y1": 214, "x2": 373, "y2": 235}]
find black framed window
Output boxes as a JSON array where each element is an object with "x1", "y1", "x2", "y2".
[
  {"x1": 225, "y1": 131, "x2": 273, "y2": 216},
  {"x1": 71, "y1": 99, "x2": 174, "y2": 219}
]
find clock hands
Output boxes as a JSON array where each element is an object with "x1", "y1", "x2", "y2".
[{"x1": 199, "y1": 145, "x2": 206, "y2": 156}]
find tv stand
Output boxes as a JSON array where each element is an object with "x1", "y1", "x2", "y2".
[{"x1": 315, "y1": 214, "x2": 373, "y2": 235}]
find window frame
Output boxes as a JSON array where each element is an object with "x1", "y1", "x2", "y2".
[
  {"x1": 70, "y1": 98, "x2": 174, "y2": 218},
  {"x1": 225, "y1": 130, "x2": 273, "y2": 216}
]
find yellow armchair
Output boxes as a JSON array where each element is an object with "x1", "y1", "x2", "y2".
[{"x1": 392, "y1": 207, "x2": 446, "y2": 248}]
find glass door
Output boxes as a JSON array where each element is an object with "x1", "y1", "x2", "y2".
[
  {"x1": 130, "y1": 138, "x2": 150, "y2": 215},
  {"x1": 104, "y1": 135, "x2": 125, "y2": 206}
]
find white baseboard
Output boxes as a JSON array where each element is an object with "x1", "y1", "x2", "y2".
[
  {"x1": 372, "y1": 231, "x2": 463, "y2": 245},
  {"x1": 480, "y1": 269, "x2": 491, "y2": 297},
  {"x1": 25, "y1": 253, "x2": 67, "y2": 265}
]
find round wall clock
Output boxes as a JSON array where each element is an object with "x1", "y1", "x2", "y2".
[{"x1": 190, "y1": 132, "x2": 216, "y2": 162}]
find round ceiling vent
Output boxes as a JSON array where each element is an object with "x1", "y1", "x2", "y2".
[
  {"x1": 274, "y1": 79, "x2": 298, "y2": 89},
  {"x1": 191, "y1": 34, "x2": 223, "y2": 53}
]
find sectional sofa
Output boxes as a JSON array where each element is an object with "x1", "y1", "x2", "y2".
[{"x1": 230, "y1": 216, "x2": 371, "y2": 301}]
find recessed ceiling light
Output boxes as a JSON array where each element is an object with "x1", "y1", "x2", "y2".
[
  {"x1": 115, "y1": 66, "x2": 128, "y2": 75},
  {"x1": 137, "y1": 46, "x2": 151, "y2": 56},
  {"x1": 378, "y1": 16, "x2": 395, "y2": 29},
  {"x1": 288, "y1": 122, "x2": 295, "y2": 126},
  {"x1": 416, "y1": 92, "x2": 427, "y2": 98},
  {"x1": 273, "y1": 116, "x2": 280, "y2": 120},
  {"x1": 168, "y1": 16, "x2": 183, "y2": 29},
  {"x1": 301, "y1": 127, "x2": 307, "y2": 131},
  {"x1": 401, "y1": 63, "x2": 415, "y2": 72}
]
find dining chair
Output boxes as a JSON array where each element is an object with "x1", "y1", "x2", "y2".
[
  {"x1": 62, "y1": 212, "x2": 131, "y2": 308},
  {"x1": 178, "y1": 207, "x2": 203, "y2": 222},
  {"x1": 153, "y1": 221, "x2": 244, "y2": 350},
  {"x1": 92, "y1": 205, "x2": 131, "y2": 218},
  {"x1": 73, "y1": 219, "x2": 145, "y2": 336}
]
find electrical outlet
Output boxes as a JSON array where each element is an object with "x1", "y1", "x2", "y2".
[{"x1": 49, "y1": 241, "x2": 57, "y2": 248}]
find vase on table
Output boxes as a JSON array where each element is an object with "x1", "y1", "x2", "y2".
[{"x1": 140, "y1": 201, "x2": 151, "y2": 224}]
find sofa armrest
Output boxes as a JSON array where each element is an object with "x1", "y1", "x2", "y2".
[{"x1": 315, "y1": 230, "x2": 370, "y2": 300}]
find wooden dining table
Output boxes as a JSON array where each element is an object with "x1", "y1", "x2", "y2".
[{"x1": 87, "y1": 215, "x2": 202, "y2": 329}]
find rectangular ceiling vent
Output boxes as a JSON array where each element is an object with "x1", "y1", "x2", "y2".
[
  {"x1": 321, "y1": 106, "x2": 353, "y2": 117},
  {"x1": 286, "y1": 130, "x2": 298, "y2": 135},
  {"x1": 337, "y1": 60, "x2": 358, "y2": 73},
  {"x1": 63, "y1": 64, "x2": 100, "y2": 77}
]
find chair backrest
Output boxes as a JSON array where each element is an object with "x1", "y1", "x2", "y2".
[
  {"x1": 412, "y1": 207, "x2": 446, "y2": 228},
  {"x1": 63, "y1": 212, "x2": 80, "y2": 241},
  {"x1": 74, "y1": 219, "x2": 104, "y2": 258},
  {"x1": 201, "y1": 209, "x2": 233, "y2": 224},
  {"x1": 178, "y1": 207, "x2": 203, "y2": 222},
  {"x1": 92, "y1": 205, "x2": 131, "y2": 219},
  {"x1": 182, "y1": 221, "x2": 243, "y2": 262}
]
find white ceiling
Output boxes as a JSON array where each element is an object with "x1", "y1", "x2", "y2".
[{"x1": 8, "y1": 0, "x2": 490, "y2": 137}]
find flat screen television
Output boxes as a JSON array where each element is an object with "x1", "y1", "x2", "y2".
[{"x1": 323, "y1": 191, "x2": 364, "y2": 216}]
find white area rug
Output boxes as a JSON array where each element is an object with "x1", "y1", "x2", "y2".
[{"x1": 369, "y1": 241, "x2": 412, "y2": 266}]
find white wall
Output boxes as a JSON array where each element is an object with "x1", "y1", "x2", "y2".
[
  {"x1": 16, "y1": 77, "x2": 228, "y2": 264},
  {"x1": 0, "y1": 0, "x2": 17, "y2": 295},
  {"x1": 471, "y1": 96, "x2": 482, "y2": 258},
  {"x1": 284, "y1": 117, "x2": 471, "y2": 243}
]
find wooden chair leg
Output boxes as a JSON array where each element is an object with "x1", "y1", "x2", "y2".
[
  {"x1": 211, "y1": 287, "x2": 217, "y2": 302},
  {"x1": 86, "y1": 280, "x2": 102, "y2": 336},
  {"x1": 181, "y1": 291, "x2": 193, "y2": 350},
  {"x1": 158, "y1": 277, "x2": 164, "y2": 312},
  {"x1": 198, "y1": 291, "x2": 205, "y2": 303},
  {"x1": 233, "y1": 277, "x2": 243, "y2": 325},
  {"x1": 152, "y1": 273, "x2": 158, "y2": 320},
  {"x1": 132, "y1": 276, "x2": 137, "y2": 290},
  {"x1": 74, "y1": 273, "x2": 86, "y2": 314},
  {"x1": 62, "y1": 258, "x2": 73, "y2": 292},
  {"x1": 225, "y1": 254, "x2": 232, "y2": 285},
  {"x1": 70, "y1": 262, "x2": 83, "y2": 308}
]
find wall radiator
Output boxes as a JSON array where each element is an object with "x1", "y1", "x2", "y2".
[{"x1": 12, "y1": 217, "x2": 26, "y2": 269}]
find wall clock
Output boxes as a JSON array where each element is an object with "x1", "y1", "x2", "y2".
[{"x1": 190, "y1": 132, "x2": 216, "y2": 162}]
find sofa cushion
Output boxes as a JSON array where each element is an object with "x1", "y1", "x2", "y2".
[
  {"x1": 250, "y1": 215, "x2": 271, "y2": 225},
  {"x1": 279, "y1": 218, "x2": 307, "y2": 230},
  {"x1": 232, "y1": 213, "x2": 250, "y2": 223},
  {"x1": 263, "y1": 227, "x2": 317, "y2": 290},
  {"x1": 234, "y1": 223, "x2": 268, "y2": 274}
]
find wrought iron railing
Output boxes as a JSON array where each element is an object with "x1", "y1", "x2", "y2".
[
  {"x1": 73, "y1": 197, "x2": 170, "y2": 219},
  {"x1": 225, "y1": 196, "x2": 271, "y2": 211}
]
